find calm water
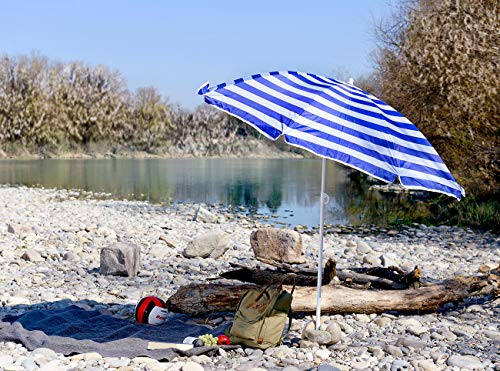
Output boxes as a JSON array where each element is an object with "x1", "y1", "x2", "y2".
[{"x1": 0, "y1": 158, "x2": 419, "y2": 227}]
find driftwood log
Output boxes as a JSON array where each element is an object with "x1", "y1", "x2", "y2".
[
  {"x1": 221, "y1": 258, "x2": 421, "y2": 290},
  {"x1": 167, "y1": 273, "x2": 499, "y2": 316}
]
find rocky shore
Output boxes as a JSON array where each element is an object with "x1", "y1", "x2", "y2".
[{"x1": 0, "y1": 186, "x2": 498, "y2": 371}]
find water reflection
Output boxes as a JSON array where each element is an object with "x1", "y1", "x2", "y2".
[{"x1": 0, "y1": 158, "x2": 425, "y2": 227}]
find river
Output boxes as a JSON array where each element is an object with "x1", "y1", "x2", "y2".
[{"x1": 0, "y1": 158, "x2": 424, "y2": 227}]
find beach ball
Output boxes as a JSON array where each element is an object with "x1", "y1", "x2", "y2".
[{"x1": 135, "y1": 296, "x2": 168, "y2": 325}]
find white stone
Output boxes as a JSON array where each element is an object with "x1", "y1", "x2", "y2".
[
  {"x1": 193, "y1": 206, "x2": 217, "y2": 223},
  {"x1": 7, "y1": 296, "x2": 30, "y2": 305},
  {"x1": 315, "y1": 349, "x2": 331, "y2": 360},
  {"x1": 181, "y1": 361, "x2": 205, "y2": 371},
  {"x1": 0, "y1": 355, "x2": 14, "y2": 367},
  {"x1": 447, "y1": 355, "x2": 484, "y2": 369}
]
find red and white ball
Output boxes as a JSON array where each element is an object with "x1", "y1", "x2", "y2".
[{"x1": 135, "y1": 296, "x2": 169, "y2": 325}]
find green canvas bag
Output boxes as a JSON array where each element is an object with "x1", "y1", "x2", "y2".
[{"x1": 229, "y1": 283, "x2": 294, "y2": 349}]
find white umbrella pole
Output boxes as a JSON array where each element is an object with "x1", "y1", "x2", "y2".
[{"x1": 315, "y1": 157, "x2": 326, "y2": 330}]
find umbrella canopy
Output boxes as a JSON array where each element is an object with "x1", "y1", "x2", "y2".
[
  {"x1": 197, "y1": 71, "x2": 464, "y2": 328},
  {"x1": 198, "y1": 71, "x2": 464, "y2": 199}
]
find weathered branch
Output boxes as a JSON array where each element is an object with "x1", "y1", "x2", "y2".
[
  {"x1": 166, "y1": 273, "x2": 499, "y2": 316},
  {"x1": 227, "y1": 258, "x2": 420, "y2": 290}
]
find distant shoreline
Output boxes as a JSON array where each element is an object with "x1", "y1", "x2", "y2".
[{"x1": 0, "y1": 145, "x2": 305, "y2": 161}]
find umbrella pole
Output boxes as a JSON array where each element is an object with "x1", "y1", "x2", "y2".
[{"x1": 315, "y1": 157, "x2": 326, "y2": 330}]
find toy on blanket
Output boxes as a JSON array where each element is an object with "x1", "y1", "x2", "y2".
[{"x1": 135, "y1": 296, "x2": 169, "y2": 325}]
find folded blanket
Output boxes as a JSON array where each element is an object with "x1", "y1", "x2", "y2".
[{"x1": 0, "y1": 305, "x2": 234, "y2": 361}]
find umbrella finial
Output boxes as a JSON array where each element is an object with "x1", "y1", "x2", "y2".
[{"x1": 348, "y1": 78, "x2": 354, "y2": 85}]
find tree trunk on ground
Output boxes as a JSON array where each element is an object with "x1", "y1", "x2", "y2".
[{"x1": 166, "y1": 273, "x2": 498, "y2": 316}]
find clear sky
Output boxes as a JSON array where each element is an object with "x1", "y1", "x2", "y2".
[{"x1": 1, "y1": 0, "x2": 392, "y2": 109}]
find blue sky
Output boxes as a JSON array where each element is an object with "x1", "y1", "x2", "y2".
[{"x1": 1, "y1": 1, "x2": 392, "y2": 109}]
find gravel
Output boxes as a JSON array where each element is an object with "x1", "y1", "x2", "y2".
[{"x1": 0, "y1": 186, "x2": 498, "y2": 370}]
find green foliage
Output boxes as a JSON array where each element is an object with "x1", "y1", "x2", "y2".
[{"x1": 432, "y1": 194, "x2": 500, "y2": 232}]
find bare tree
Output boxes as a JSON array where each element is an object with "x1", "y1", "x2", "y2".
[{"x1": 373, "y1": 0, "x2": 499, "y2": 195}]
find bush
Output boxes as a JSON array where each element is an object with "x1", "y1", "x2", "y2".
[{"x1": 373, "y1": 0, "x2": 499, "y2": 196}]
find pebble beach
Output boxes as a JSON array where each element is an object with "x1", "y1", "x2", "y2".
[{"x1": 0, "y1": 186, "x2": 498, "y2": 371}]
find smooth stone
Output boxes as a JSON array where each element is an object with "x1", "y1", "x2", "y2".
[
  {"x1": 318, "y1": 365, "x2": 342, "y2": 371},
  {"x1": 484, "y1": 330, "x2": 500, "y2": 340},
  {"x1": 315, "y1": 349, "x2": 331, "y2": 360},
  {"x1": 354, "y1": 314, "x2": 371, "y2": 323},
  {"x1": 380, "y1": 254, "x2": 400, "y2": 267},
  {"x1": 346, "y1": 240, "x2": 357, "y2": 248},
  {"x1": 183, "y1": 231, "x2": 230, "y2": 259},
  {"x1": 193, "y1": 206, "x2": 217, "y2": 223},
  {"x1": 302, "y1": 329, "x2": 332, "y2": 345},
  {"x1": 39, "y1": 360, "x2": 64, "y2": 371},
  {"x1": 384, "y1": 344, "x2": 404, "y2": 357},
  {"x1": 250, "y1": 227, "x2": 305, "y2": 263},
  {"x1": 430, "y1": 352, "x2": 449, "y2": 365},
  {"x1": 356, "y1": 241, "x2": 373, "y2": 254},
  {"x1": 6, "y1": 365, "x2": 29, "y2": 371},
  {"x1": 407, "y1": 325, "x2": 427, "y2": 336},
  {"x1": 7, "y1": 223, "x2": 32, "y2": 237},
  {"x1": 325, "y1": 322, "x2": 342, "y2": 344},
  {"x1": 398, "y1": 318, "x2": 422, "y2": 327},
  {"x1": 149, "y1": 244, "x2": 169, "y2": 258},
  {"x1": 21, "y1": 249, "x2": 44, "y2": 262},
  {"x1": 32, "y1": 348, "x2": 57, "y2": 358},
  {"x1": 7, "y1": 296, "x2": 30, "y2": 305},
  {"x1": 105, "y1": 357, "x2": 131, "y2": 368},
  {"x1": 299, "y1": 339, "x2": 318, "y2": 348},
  {"x1": 63, "y1": 251, "x2": 80, "y2": 261},
  {"x1": 181, "y1": 361, "x2": 204, "y2": 371},
  {"x1": 100, "y1": 242, "x2": 141, "y2": 277},
  {"x1": 363, "y1": 253, "x2": 381, "y2": 266},
  {"x1": 396, "y1": 336, "x2": 427, "y2": 351},
  {"x1": 375, "y1": 317, "x2": 392, "y2": 327},
  {"x1": 440, "y1": 330, "x2": 457, "y2": 341},
  {"x1": 412, "y1": 359, "x2": 438, "y2": 371},
  {"x1": 0, "y1": 355, "x2": 14, "y2": 367},
  {"x1": 391, "y1": 360, "x2": 411, "y2": 370},
  {"x1": 21, "y1": 359, "x2": 38, "y2": 371},
  {"x1": 447, "y1": 355, "x2": 484, "y2": 369}
]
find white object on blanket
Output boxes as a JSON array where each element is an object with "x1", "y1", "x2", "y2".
[{"x1": 147, "y1": 342, "x2": 193, "y2": 351}]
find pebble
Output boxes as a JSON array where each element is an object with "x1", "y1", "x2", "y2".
[
  {"x1": 0, "y1": 187, "x2": 497, "y2": 371},
  {"x1": 315, "y1": 348, "x2": 331, "y2": 360},
  {"x1": 0, "y1": 355, "x2": 14, "y2": 367},
  {"x1": 447, "y1": 354, "x2": 485, "y2": 369}
]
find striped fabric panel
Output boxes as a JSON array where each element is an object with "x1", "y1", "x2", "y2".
[{"x1": 198, "y1": 71, "x2": 464, "y2": 200}]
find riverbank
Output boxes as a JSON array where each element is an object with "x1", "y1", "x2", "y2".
[
  {"x1": 0, "y1": 141, "x2": 304, "y2": 160},
  {"x1": 0, "y1": 186, "x2": 498, "y2": 370}
]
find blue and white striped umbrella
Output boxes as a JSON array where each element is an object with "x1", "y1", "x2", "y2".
[
  {"x1": 198, "y1": 71, "x2": 464, "y2": 199},
  {"x1": 197, "y1": 71, "x2": 464, "y2": 327}
]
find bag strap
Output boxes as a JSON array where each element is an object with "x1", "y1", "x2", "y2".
[{"x1": 246, "y1": 283, "x2": 274, "y2": 308}]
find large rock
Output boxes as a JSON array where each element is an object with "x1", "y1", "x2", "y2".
[
  {"x1": 250, "y1": 228, "x2": 305, "y2": 264},
  {"x1": 183, "y1": 231, "x2": 230, "y2": 259},
  {"x1": 100, "y1": 242, "x2": 141, "y2": 277},
  {"x1": 193, "y1": 206, "x2": 217, "y2": 223}
]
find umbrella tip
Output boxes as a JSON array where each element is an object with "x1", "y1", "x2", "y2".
[
  {"x1": 348, "y1": 78, "x2": 354, "y2": 85},
  {"x1": 197, "y1": 82, "x2": 210, "y2": 95}
]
